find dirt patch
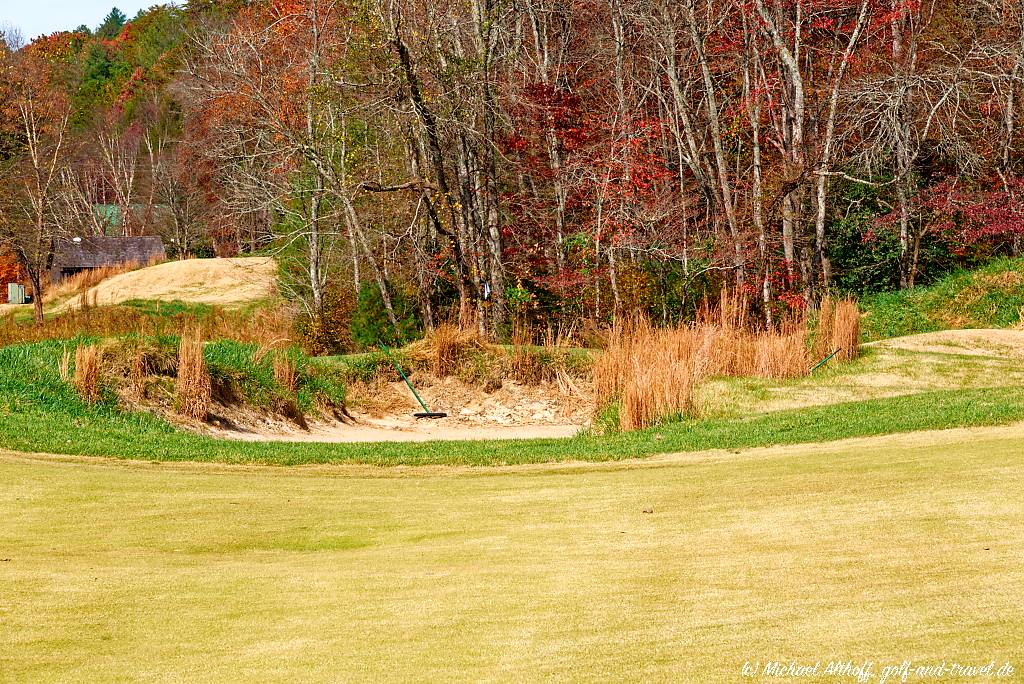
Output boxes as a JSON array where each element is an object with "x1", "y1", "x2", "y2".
[{"x1": 58, "y1": 257, "x2": 276, "y2": 311}]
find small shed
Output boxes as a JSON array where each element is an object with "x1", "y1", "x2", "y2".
[
  {"x1": 0, "y1": 251, "x2": 26, "y2": 304},
  {"x1": 50, "y1": 236, "x2": 166, "y2": 284}
]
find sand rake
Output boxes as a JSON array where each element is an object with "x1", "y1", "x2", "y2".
[{"x1": 378, "y1": 342, "x2": 447, "y2": 419}]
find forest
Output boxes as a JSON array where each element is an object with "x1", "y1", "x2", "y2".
[{"x1": 1, "y1": 0, "x2": 1022, "y2": 348}]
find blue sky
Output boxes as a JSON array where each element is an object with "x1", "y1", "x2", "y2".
[{"x1": 1, "y1": 1, "x2": 164, "y2": 42}]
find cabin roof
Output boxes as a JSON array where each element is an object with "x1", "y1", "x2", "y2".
[{"x1": 53, "y1": 236, "x2": 166, "y2": 270}]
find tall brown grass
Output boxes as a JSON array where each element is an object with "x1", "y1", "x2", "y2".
[
  {"x1": 812, "y1": 297, "x2": 836, "y2": 361},
  {"x1": 0, "y1": 301, "x2": 295, "y2": 349},
  {"x1": 273, "y1": 352, "x2": 298, "y2": 392},
  {"x1": 59, "y1": 347, "x2": 72, "y2": 382},
  {"x1": 596, "y1": 291, "x2": 862, "y2": 431},
  {"x1": 420, "y1": 322, "x2": 484, "y2": 375},
  {"x1": 73, "y1": 344, "x2": 101, "y2": 403},
  {"x1": 830, "y1": 298, "x2": 861, "y2": 362},
  {"x1": 175, "y1": 329, "x2": 211, "y2": 421},
  {"x1": 595, "y1": 319, "x2": 710, "y2": 431},
  {"x1": 811, "y1": 296, "x2": 861, "y2": 364},
  {"x1": 128, "y1": 346, "x2": 147, "y2": 399}
]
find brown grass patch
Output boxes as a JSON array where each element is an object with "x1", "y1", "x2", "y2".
[
  {"x1": 595, "y1": 319, "x2": 711, "y2": 431},
  {"x1": 175, "y1": 329, "x2": 211, "y2": 421},
  {"x1": 0, "y1": 301, "x2": 294, "y2": 349},
  {"x1": 273, "y1": 353, "x2": 298, "y2": 392},
  {"x1": 830, "y1": 298, "x2": 861, "y2": 362},
  {"x1": 405, "y1": 323, "x2": 486, "y2": 376},
  {"x1": 594, "y1": 290, "x2": 859, "y2": 431},
  {"x1": 44, "y1": 261, "x2": 152, "y2": 304},
  {"x1": 73, "y1": 344, "x2": 101, "y2": 403},
  {"x1": 59, "y1": 348, "x2": 72, "y2": 383}
]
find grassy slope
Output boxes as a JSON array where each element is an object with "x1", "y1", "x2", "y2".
[
  {"x1": 3, "y1": 430, "x2": 1022, "y2": 680},
  {"x1": 3, "y1": 338, "x2": 1024, "y2": 465},
  {"x1": 861, "y1": 257, "x2": 1024, "y2": 341}
]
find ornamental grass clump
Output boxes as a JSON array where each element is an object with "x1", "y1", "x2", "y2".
[
  {"x1": 73, "y1": 344, "x2": 101, "y2": 403},
  {"x1": 176, "y1": 329, "x2": 211, "y2": 421},
  {"x1": 831, "y1": 298, "x2": 861, "y2": 362},
  {"x1": 595, "y1": 319, "x2": 710, "y2": 431},
  {"x1": 273, "y1": 351, "x2": 298, "y2": 392}
]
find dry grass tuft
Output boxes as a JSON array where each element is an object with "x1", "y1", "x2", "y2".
[
  {"x1": 419, "y1": 323, "x2": 485, "y2": 376},
  {"x1": 59, "y1": 348, "x2": 72, "y2": 383},
  {"x1": 595, "y1": 290, "x2": 844, "y2": 431},
  {"x1": 175, "y1": 329, "x2": 211, "y2": 421},
  {"x1": 273, "y1": 352, "x2": 298, "y2": 392},
  {"x1": 809, "y1": 296, "x2": 861, "y2": 365},
  {"x1": 73, "y1": 344, "x2": 101, "y2": 403},
  {"x1": 128, "y1": 346, "x2": 147, "y2": 399},
  {"x1": 595, "y1": 318, "x2": 711, "y2": 431},
  {"x1": 618, "y1": 335, "x2": 707, "y2": 431},
  {"x1": 831, "y1": 298, "x2": 861, "y2": 362},
  {"x1": 812, "y1": 297, "x2": 836, "y2": 361},
  {"x1": 509, "y1": 321, "x2": 548, "y2": 383}
]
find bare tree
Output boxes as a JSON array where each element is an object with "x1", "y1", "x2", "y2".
[{"x1": 0, "y1": 47, "x2": 74, "y2": 323}]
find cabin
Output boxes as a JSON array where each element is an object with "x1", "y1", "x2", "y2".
[{"x1": 50, "y1": 236, "x2": 166, "y2": 284}]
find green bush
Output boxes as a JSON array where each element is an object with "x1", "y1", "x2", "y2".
[{"x1": 350, "y1": 281, "x2": 420, "y2": 349}]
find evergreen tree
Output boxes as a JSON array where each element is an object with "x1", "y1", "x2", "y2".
[{"x1": 96, "y1": 7, "x2": 127, "y2": 40}]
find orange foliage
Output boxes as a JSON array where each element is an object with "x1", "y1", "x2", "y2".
[{"x1": 0, "y1": 253, "x2": 27, "y2": 304}]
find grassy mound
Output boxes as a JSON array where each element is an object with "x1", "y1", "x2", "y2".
[
  {"x1": 862, "y1": 258, "x2": 1024, "y2": 341},
  {"x1": 0, "y1": 338, "x2": 346, "y2": 431},
  {"x1": 2, "y1": 356, "x2": 1023, "y2": 465}
]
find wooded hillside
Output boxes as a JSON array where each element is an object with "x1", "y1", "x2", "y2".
[{"x1": 1, "y1": 0, "x2": 1022, "y2": 344}]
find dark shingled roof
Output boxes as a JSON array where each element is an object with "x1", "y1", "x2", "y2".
[{"x1": 53, "y1": 236, "x2": 166, "y2": 271}]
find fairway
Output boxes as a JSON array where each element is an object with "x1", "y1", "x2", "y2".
[{"x1": 2, "y1": 426, "x2": 1023, "y2": 682}]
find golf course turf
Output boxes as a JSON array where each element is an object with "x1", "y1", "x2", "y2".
[{"x1": 2, "y1": 425, "x2": 1022, "y2": 681}]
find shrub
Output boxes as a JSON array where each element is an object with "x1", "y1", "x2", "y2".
[
  {"x1": 296, "y1": 288, "x2": 355, "y2": 356},
  {"x1": 350, "y1": 281, "x2": 420, "y2": 349}
]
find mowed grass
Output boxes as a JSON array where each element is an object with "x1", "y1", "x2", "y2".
[{"x1": 2, "y1": 428, "x2": 1023, "y2": 681}]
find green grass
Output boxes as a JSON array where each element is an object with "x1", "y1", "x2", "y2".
[
  {"x1": 2, "y1": 429, "x2": 1022, "y2": 680},
  {"x1": 2, "y1": 380, "x2": 1023, "y2": 465},
  {"x1": 861, "y1": 257, "x2": 1024, "y2": 340},
  {"x1": 121, "y1": 298, "x2": 216, "y2": 318},
  {"x1": 0, "y1": 338, "x2": 346, "y2": 427}
]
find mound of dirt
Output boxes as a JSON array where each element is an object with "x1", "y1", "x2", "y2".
[{"x1": 60, "y1": 257, "x2": 276, "y2": 311}]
